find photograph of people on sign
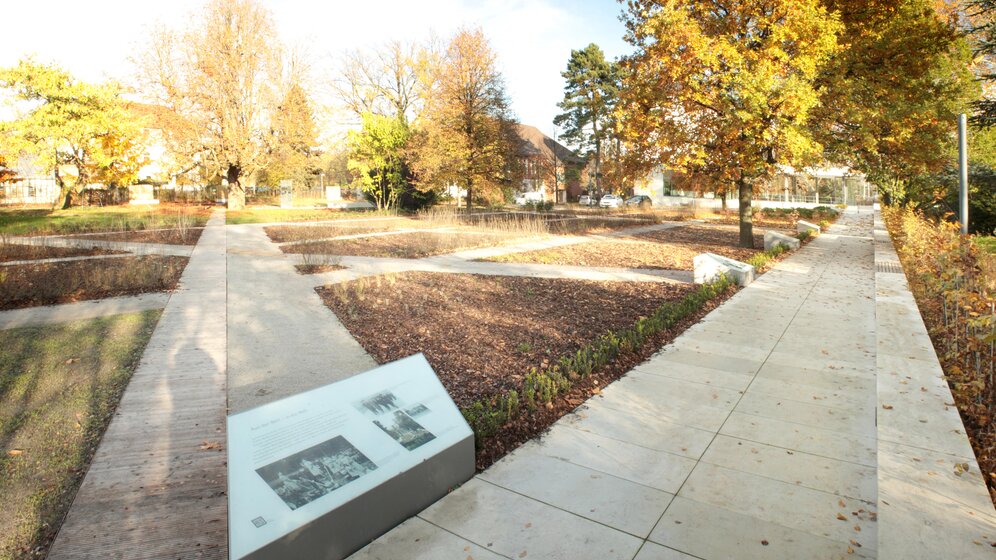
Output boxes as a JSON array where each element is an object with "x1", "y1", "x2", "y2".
[
  {"x1": 255, "y1": 435, "x2": 377, "y2": 510},
  {"x1": 354, "y1": 390, "x2": 436, "y2": 451}
]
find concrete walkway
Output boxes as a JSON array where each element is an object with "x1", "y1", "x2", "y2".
[
  {"x1": 47, "y1": 210, "x2": 228, "y2": 559},
  {"x1": 351, "y1": 207, "x2": 996, "y2": 560},
  {"x1": 0, "y1": 293, "x2": 170, "y2": 330},
  {"x1": 8, "y1": 235, "x2": 194, "y2": 256},
  {"x1": 226, "y1": 223, "x2": 376, "y2": 413}
]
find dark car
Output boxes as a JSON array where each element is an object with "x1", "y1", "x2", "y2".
[{"x1": 625, "y1": 195, "x2": 652, "y2": 208}]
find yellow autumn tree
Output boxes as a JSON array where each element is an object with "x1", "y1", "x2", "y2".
[
  {"x1": 619, "y1": 0, "x2": 841, "y2": 247},
  {"x1": 408, "y1": 28, "x2": 521, "y2": 211}
]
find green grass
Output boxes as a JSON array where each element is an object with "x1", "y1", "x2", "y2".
[
  {"x1": 974, "y1": 236, "x2": 996, "y2": 254},
  {"x1": 0, "y1": 310, "x2": 162, "y2": 558},
  {"x1": 0, "y1": 206, "x2": 208, "y2": 236},
  {"x1": 226, "y1": 207, "x2": 402, "y2": 225}
]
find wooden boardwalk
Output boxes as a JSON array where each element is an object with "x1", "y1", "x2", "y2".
[{"x1": 48, "y1": 211, "x2": 228, "y2": 560}]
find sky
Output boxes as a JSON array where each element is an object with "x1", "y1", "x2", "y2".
[{"x1": 0, "y1": 0, "x2": 630, "y2": 143}]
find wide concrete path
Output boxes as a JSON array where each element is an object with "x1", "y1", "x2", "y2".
[
  {"x1": 226, "y1": 223, "x2": 376, "y2": 413},
  {"x1": 351, "y1": 207, "x2": 996, "y2": 560},
  {"x1": 47, "y1": 210, "x2": 228, "y2": 560},
  {"x1": 0, "y1": 293, "x2": 170, "y2": 330}
]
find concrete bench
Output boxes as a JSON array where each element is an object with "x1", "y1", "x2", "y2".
[
  {"x1": 693, "y1": 253, "x2": 755, "y2": 286},
  {"x1": 764, "y1": 230, "x2": 800, "y2": 251},
  {"x1": 797, "y1": 220, "x2": 820, "y2": 235}
]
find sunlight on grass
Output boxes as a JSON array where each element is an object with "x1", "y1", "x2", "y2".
[
  {"x1": 0, "y1": 207, "x2": 209, "y2": 236},
  {"x1": 0, "y1": 310, "x2": 162, "y2": 558}
]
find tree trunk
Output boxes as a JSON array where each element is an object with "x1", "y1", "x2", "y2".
[
  {"x1": 227, "y1": 164, "x2": 245, "y2": 210},
  {"x1": 465, "y1": 177, "x2": 473, "y2": 214},
  {"x1": 593, "y1": 121, "x2": 601, "y2": 192},
  {"x1": 721, "y1": 192, "x2": 728, "y2": 213},
  {"x1": 738, "y1": 175, "x2": 754, "y2": 249}
]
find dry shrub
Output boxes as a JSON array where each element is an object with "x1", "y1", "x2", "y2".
[{"x1": 884, "y1": 205, "x2": 996, "y2": 505}]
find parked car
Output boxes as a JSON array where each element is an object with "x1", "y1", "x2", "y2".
[
  {"x1": 599, "y1": 194, "x2": 624, "y2": 208},
  {"x1": 514, "y1": 191, "x2": 544, "y2": 206},
  {"x1": 578, "y1": 194, "x2": 598, "y2": 206},
  {"x1": 625, "y1": 195, "x2": 653, "y2": 208}
]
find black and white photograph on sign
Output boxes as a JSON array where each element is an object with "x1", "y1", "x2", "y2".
[
  {"x1": 356, "y1": 390, "x2": 402, "y2": 417},
  {"x1": 374, "y1": 410, "x2": 436, "y2": 451},
  {"x1": 255, "y1": 435, "x2": 377, "y2": 511},
  {"x1": 404, "y1": 403, "x2": 429, "y2": 418}
]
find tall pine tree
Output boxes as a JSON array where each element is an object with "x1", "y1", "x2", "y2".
[{"x1": 554, "y1": 44, "x2": 618, "y2": 192}]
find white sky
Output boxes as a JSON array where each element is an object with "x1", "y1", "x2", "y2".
[{"x1": 0, "y1": 0, "x2": 629, "y2": 143}]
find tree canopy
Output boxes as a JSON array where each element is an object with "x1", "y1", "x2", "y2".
[
  {"x1": 347, "y1": 113, "x2": 410, "y2": 210},
  {"x1": 812, "y1": 0, "x2": 977, "y2": 196},
  {"x1": 409, "y1": 28, "x2": 521, "y2": 211},
  {"x1": 136, "y1": 0, "x2": 283, "y2": 209},
  {"x1": 263, "y1": 83, "x2": 319, "y2": 187},
  {"x1": 619, "y1": 0, "x2": 841, "y2": 247},
  {"x1": 0, "y1": 59, "x2": 145, "y2": 208},
  {"x1": 554, "y1": 44, "x2": 619, "y2": 192}
]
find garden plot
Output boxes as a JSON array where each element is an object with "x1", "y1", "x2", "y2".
[
  {"x1": 317, "y1": 272, "x2": 735, "y2": 467},
  {"x1": 0, "y1": 242, "x2": 121, "y2": 262},
  {"x1": 62, "y1": 226, "x2": 203, "y2": 246},
  {"x1": 0, "y1": 256, "x2": 188, "y2": 310},
  {"x1": 486, "y1": 224, "x2": 776, "y2": 270}
]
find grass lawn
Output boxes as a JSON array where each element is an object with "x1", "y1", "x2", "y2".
[
  {"x1": 1, "y1": 256, "x2": 187, "y2": 310},
  {"x1": 0, "y1": 310, "x2": 162, "y2": 558},
  {"x1": 486, "y1": 224, "x2": 773, "y2": 270},
  {"x1": 318, "y1": 272, "x2": 734, "y2": 466},
  {"x1": 0, "y1": 206, "x2": 210, "y2": 236},
  {"x1": 974, "y1": 236, "x2": 996, "y2": 254}
]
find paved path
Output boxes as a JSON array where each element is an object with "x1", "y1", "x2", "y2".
[
  {"x1": 0, "y1": 293, "x2": 170, "y2": 330},
  {"x1": 226, "y1": 223, "x2": 377, "y2": 413},
  {"x1": 47, "y1": 210, "x2": 228, "y2": 560},
  {"x1": 351, "y1": 207, "x2": 996, "y2": 560},
  {"x1": 8, "y1": 235, "x2": 193, "y2": 256}
]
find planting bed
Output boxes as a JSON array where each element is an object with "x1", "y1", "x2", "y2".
[
  {"x1": 317, "y1": 272, "x2": 734, "y2": 467},
  {"x1": 487, "y1": 224, "x2": 772, "y2": 270},
  {"x1": 64, "y1": 227, "x2": 204, "y2": 246},
  {"x1": 0, "y1": 256, "x2": 188, "y2": 310},
  {"x1": 265, "y1": 219, "x2": 420, "y2": 243},
  {"x1": 0, "y1": 244, "x2": 121, "y2": 263},
  {"x1": 282, "y1": 231, "x2": 535, "y2": 259}
]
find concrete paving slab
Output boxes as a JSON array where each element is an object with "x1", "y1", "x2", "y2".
[
  {"x1": 734, "y1": 390, "x2": 874, "y2": 436},
  {"x1": 632, "y1": 542, "x2": 699, "y2": 560},
  {"x1": 651, "y1": 497, "x2": 872, "y2": 560},
  {"x1": 633, "y1": 360, "x2": 755, "y2": 392},
  {"x1": 532, "y1": 425, "x2": 698, "y2": 493},
  {"x1": 419, "y1": 478, "x2": 644, "y2": 560},
  {"x1": 700, "y1": 435, "x2": 877, "y2": 502},
  {"x1": 563, "y1": 400, "x2": 716, "y2": 459},
  {"x1": 719, "y1": 412, "x2": 877, "y2": 467},
  {"x1": 349, "y1": 517, "x2": 505, "y2": 560},
  {"x1": 678, "y1": 463, "x2": 878, "y2": 547},
  {"x1": 479, "y1": 451, "x2": 675, "y2": 537}
]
